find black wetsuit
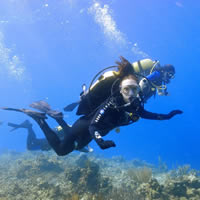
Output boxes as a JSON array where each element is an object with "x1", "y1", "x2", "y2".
[
  {"x1": 26, "y1": 126, "x2": 51, "y2": 151},
  {"x1": 33, "y1": 94, "x2": 181, "y2": 156},
  {"x1": 8, "y1": 121, "x2": 91, "y2": 153},
  {"x1": 26, "y1": 126, "x2": 64, "y2": 151}
]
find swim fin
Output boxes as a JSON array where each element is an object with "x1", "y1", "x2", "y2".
[
  {"x1": 1, "y1": 107, "x2": 47, "y2": 119},
  {"x1": 30, "y1": 100, "x2": 63, "y2": 119},
  {"x1": 64, "y1": 101, "x2": 80, "y2": 112},
  {"x1": 8, "y1": 120, "x2": 32, "y2": 132},
  {"x1": 30, "y1": 100, "x2": 51, "y2": 113}
]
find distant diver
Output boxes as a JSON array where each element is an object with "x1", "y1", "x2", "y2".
[
  {"x1": 139, "y1": 62, "x2": 175, "y2": 102},
  {"x1": 64, "y1": 57, "x2": 176, "y2": 115},
  {"x1": 7, "y1": 119, "x2": 93, "y2": 153},
  {"x1": 1, "y1": 57, "x2": 183, "y2": 156}
]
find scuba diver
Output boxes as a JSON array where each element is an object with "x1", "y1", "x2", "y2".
[
  {"x1": 1, "y1": 58, "x2": 183, "y2": 156},
  {"x1": 64, "y1": 57, "x2": 176, "y2": 115},
  {"x1": 139, "y1": 63, "x2": 175, "y2": 102},
  {"x1": 7, "y1": 119, "x2": 93, "y2": 153}
]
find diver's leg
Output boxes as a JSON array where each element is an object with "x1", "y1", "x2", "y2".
[
  {"x1": 68, "y1": 116, "x2": 92, "y2": 150},
  {"x1": 26, "y1": 126, "x2": 37, "y2": 150},
  {"x1": 26, "y1": 126, "x2": 51, "y2": 151},
  {"x1": 26, "y1": 124, "x2": 52, "y2": 151},
  {"x1": 30, "y1": 138, "x2": 51, "y2": 151},
  {"x1": 7, "y1": 119, "x2": 44, "y2": 151},
  {"x1": 31, "y1": 117, "x2": 76, "y2": 156},
  {"x1": 35, "y1": 116, "x2": 92, "y2": 155},
  {"x1": 7, "y1": 119, "x2": 48, "y2": 151},
  {"x1": 29, "y1": 100, "x2": 71, "y2": 133},
  {"x1": 53, "y1": 117, "x2": 71, "y2": 133},
  {"x1": 3, "y1": 107, "x2": 74, "y2": 155},
  {"x1": 7, "y1": 120, "x2": 41, "y2": 150}
]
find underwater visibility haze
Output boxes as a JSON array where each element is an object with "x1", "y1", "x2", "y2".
[
  {"x1": 0, "y1": 0, "x2": 200, "y2": 167},
  {"x1": 0, "y1": 1, "x2": 200, "y2": 199}
]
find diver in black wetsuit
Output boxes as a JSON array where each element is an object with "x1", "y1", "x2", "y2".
[
  {"x1": 139, "y1": 64, "x2": 175, "y2": 102},
  {"x1": 8, "y1": 120, "x2": 51, "y2": 151},
  {"x1": 7, "y1": 119, "x2": 93, "y2": 153},
  {"x1": 2, "y1": 73, "x2": 182, "y2": 156}
]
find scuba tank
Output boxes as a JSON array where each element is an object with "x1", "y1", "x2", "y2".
[
  {"x1": 64, "y1": 58, "x2": 156, "y2": 116},
  {"x1": 132, "y1": 59, "x2": 155, "y2": 76},
  {"x1": 76, "y1": 70, "x2": 119, "y2": 115}
]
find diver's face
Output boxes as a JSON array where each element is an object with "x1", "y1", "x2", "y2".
[
  {"x1": 163, "y1": 71, "x2": 175, "y2": 83},
  {"x1": 120, "y1": 79, "x2": 140, "y2": 103}
]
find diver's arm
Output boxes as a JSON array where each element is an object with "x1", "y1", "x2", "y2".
[
  {"x1": 146, "y1": 71, "x2": 161, "y2": 81},
  {"x1": 138, "y1": 107, "x2": 183, "y2": 120}
]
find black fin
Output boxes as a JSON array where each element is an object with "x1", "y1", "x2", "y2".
[
  {"x1": 1, "y1": 107, "x2": 47, "y2": 120},
  {"x1": 8, "y1": 120, "x2": 32, "y2": 132},
  {"x1": 7, "y1": 122, "x2": 20, "y2": 131},
  {"x1": 29, "y1": 100, "x2": 51, "y2": 112},
  {"x1": 47, "y1": 110, "x2": 63, "y2": 119},
  {"x1": 1, "y1": 107, "x2": 24, "y2": 112},
  {"x1": 64, "y1": 101, "x2": 80, "y2": 112},
  {"x1": 30, "y1": 100, "x2": 63, "y2": 119},
  {"x1": 21, "y1": 109, "x2": 47, "y2": 119}
]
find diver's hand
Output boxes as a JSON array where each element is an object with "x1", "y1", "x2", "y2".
[
  {"x1": 168, "y1": 110, "x2": 183, "y2": 119},
  {"x1": 96, "y1": 139, "x2": 116, "y2": 150}
]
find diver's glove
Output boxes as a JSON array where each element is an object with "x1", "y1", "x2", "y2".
[
  {"x1": 96, "y1": 138, "x2": 116, "y2": 150},
  {"x1": 91, "y1": 130, "x2": 116, "y2": 149}
]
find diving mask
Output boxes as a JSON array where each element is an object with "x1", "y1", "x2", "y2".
[
  {"x1": 120, "y1": 79, "x2": 140, "y2": 103},
  {"x1": 163, "y1": 71, "x2": 175, "y2": 83},
  {"x1": 167, "y1": 72, "x2": 175, "y2": 79},
  {"x1": 162, "y1": 64, "x2": 175, "y2": 83}
]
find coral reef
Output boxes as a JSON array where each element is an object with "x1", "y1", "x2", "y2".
[
  {"x1": 127, "y1": 167, "x2": 152, "y2": 184},
  {"x1": 0, "y1": 150, "x2": 200, "y2": 200}
]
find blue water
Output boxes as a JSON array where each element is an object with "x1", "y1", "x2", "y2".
[{"x1": 0, "y1": 0, "x2": 199, "y2": 169}]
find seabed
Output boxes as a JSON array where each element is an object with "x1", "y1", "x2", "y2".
[{"x1": 0, "y1": 150, "x2": 199, "y2": 200}]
